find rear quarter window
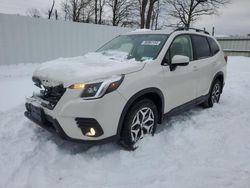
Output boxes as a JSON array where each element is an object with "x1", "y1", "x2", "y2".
[
  {"x1": 191, "y1": 35, "x2": 211, "y2": 60},
  {"x1": 207, "y1": 37, "x2": 220, "y2": 55}
]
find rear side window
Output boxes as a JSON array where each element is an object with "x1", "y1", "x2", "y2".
[
  {"x1": 192, "y1": 35, "x2": 210, "y2": 60},
  {"x1": 207, "y1": 37, "x2": 220, "y2": 55}
]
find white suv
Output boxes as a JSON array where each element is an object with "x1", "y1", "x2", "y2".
[{"x1": 25, "y1": 28, "x2": 227, "y2": 150}]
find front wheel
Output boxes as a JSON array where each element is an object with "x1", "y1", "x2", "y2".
[
  {"x1": 203, "y1": 79, "x2": 222, "y2": 108},
  {"x1": 120, "y1": 99, "x2": 158, "y2": 150}
]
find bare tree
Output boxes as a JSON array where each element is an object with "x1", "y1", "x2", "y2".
[
  {"x1": 55, "y1": 9, "x2": 59, "y2": 20},
  {"x1": 138, "y1": 0, "x2": 159, "y2": 29},
  {"x1": 83, "y1": 1, "x2": 95, "y2": 23},
  {"x1": 61, "y1": 0, "x2": 71, "y2": 20},
  {"x1": 71, "y1": 0, "x2": 83, "y2": 21},
  {"x1": 93, "y1": 0, "x2": 106, "y2": 24},
  {"x1": 26, "y1": 8, "x2": 41, "y2": 18},
  {"x1": 165, "y1": 0, "x2": 230, "y2": 28},
  {"x1": 138, "y1": 0, "x2": 147, "y2": 28},
  {"x1": 150, "y1": 0, "x2": 160, "y2": 29},
  {"x1": 145, "y1": 0, "x2": 158, "y2": 28},
  {"x1": 108, "y1": 0, "x2": 134, "y2": 26},
  {"x1": 94, "y1": 0, "x2": 98, "y2": 23},
  {"x1": 61, "y1": 0, "x2": 92, "y2": 22},
  {"x1": 48, "y1": 0, "x2": 56, "y2": 19},
  {"x1": 99, "y1": 0, "x2": 106, "y2": 24}
]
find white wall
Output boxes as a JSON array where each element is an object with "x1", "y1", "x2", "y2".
[{"x1": 0, "y1": 13, "x2": 132, "y2": 65}]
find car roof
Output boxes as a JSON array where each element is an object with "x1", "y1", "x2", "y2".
[
  {"x1": 125, "y1": 29, "x2": 213, "y2": 38},
  {"x1": 126, "y1": 29, "x2": 170, "y2": 35}
]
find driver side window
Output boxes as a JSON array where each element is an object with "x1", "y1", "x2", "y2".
[{"x1": 166, "y1": 35, "x2": 193, "y2": 64}]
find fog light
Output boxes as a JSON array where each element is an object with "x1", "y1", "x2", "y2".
[
  {"x1": 76, "y1": 118, "x2": 104, "y2": 137},
  {"x1": 86, "y1": 128, "x2": 96, "y2": 137}
]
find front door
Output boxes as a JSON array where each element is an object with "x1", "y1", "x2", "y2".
[{"x1": 162, "y1": 35, "x2": 198, "y2": 112}]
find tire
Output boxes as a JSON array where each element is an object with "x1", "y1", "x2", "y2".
[
  {"x1": 203, "y1": 79, "x2": 222, "y2": 108},
  {"x1": 120, "y1": 99, "x2": 158, "y2": 150}
]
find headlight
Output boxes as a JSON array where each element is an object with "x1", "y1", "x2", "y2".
[
  {"x1": 81, "y1": 82, "x2": 102, "y2": 98},
  {"x1": 69, "y1": 75, "x2": 124, "y2": 99}
]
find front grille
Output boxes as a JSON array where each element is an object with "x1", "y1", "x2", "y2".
[
  {"x1": 38, "y1": 85, "x2": 66, "y2": 110},
  {"x1": 32, "y1": 77, "x2": 66, "y2": 109}
]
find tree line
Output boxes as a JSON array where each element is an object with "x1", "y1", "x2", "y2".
[{"x1": 26, "y1": 0, "x2": 230, "y2": 30}]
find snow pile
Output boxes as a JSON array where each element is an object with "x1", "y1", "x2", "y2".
[
  {"x1": 99, "y1": 50, "x2": 130, "y2": 60},
  {"x1": 130, "y1": 29, "x2": 152, "y2": 33},
  {"x1": 0, "y1": 56, "x2": 250, "y2": 188},
  {"x1": 0, "y1": 63, "x2": 39, "y2": 112},
  {"x1": 33, "y1": 52, "x2": 145, "y2": 87},
  {"x1": 0, "y1": 63, "x2": 38, "y2": 80}
]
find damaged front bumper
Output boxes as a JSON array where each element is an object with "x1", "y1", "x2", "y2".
[
  {"x1": 24, "y1": 97, "x2": 118, "y2": 145},
  {"x1": 25, "y1": 103, "x2": 69, "y2": 140}
]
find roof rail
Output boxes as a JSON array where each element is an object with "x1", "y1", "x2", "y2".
[{"x1": 175, "y1": 27, "x2": 210, "y2": 35}]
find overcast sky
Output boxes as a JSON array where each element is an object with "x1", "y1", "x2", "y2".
[{"x1": 0, "y1": 0, "x2": 249, "y2": 36}]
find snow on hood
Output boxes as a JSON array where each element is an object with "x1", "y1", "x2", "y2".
[{"x1": 33, "y1": 52, "x2": 146, "y2": 87}]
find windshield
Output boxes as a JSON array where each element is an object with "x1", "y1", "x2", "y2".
[{"x1": 97, "y1": 34, "x2": 169, "y2": 62}]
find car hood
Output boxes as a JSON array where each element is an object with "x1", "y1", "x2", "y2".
[{"x1": 33, "y1": 52, "x2": 145, "y2": 87}]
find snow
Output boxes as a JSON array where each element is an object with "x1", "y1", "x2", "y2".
[
  {"x1": 130, "y1": 29, "x2": 152, "y2": 33},
  {"x1": 0, "y1": 64, "x2": 38, "y2": 112},
  {"x1": 33, "y1": 52, "x2": 144, "y2": 87},
  {"x1": 1, "y1": 56, "x2": 250, "y2": 188}
]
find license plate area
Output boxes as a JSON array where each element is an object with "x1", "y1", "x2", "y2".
[{"x1": 26, "y1": 103, "x2": 46, "y2": 124}]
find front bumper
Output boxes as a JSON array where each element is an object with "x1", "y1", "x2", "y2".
[
  {"x1": 24, "y1": 103, "x2": 118, "y2": 144},
  {"x1": 24, "y1": 89, "x2": 127, "y2": 144}
]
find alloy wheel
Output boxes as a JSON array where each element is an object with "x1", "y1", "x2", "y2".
[
  {"x1": 130, "y1": 107, "x2": 155, "y2": 143},
  {"x1": 211, "y1": 83, "x2": 221, "y2": 104}
]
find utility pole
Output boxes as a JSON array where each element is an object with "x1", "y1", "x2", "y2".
[{"x1": 212, "y1": 27, "x2": 215, "y2": 36}]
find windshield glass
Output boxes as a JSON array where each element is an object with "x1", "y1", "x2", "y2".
[{"x1": 97, "y1": 34, "x2": 169, "y2": 62}]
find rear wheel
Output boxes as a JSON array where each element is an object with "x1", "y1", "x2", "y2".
[
  {"x1": 203, "y1": 79, "x2": 222, "y2": 108},
  {"x1": 120, "y1": 99, "x2": 158, "y2": 150}
]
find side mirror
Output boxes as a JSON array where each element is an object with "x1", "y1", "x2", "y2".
[
  {"x1": 171, "y1": 55, "x2": 190, "y2": 66},
  {"x1": 169, "y1": 55, "x2": 189, "y2": 71}
]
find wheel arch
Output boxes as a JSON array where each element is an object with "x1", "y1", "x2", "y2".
[
  {"x1": 116, "y1": 88, "x2": 165, "y2": 136},
  {"x1": 211, "y1": 71, "x2": 224, "y2": 93}
]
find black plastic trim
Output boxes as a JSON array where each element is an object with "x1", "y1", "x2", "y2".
[
  {"x1": 175, "y1": 27, "x2": 210, "y2": 35},
  {"x1": 163, "y1": 94, "x2": 209, "y2": 118},
  {"x1": 75, "y1": 118, "x2": 104, "y2": 137}
]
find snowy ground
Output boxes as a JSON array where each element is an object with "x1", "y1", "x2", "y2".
[{"x1": 0, "y1": 57, "x2": 250, "y2": 188}]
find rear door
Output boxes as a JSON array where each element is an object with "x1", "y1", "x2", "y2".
[{"x1": 191, "y1": 35, "x2": 214, "y2": 97}]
